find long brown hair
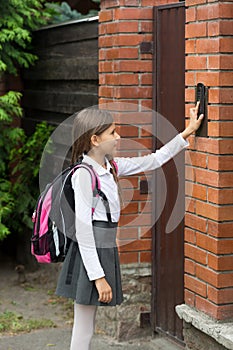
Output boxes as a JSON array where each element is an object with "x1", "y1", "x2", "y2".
[
  {"x1": 71, "y1": 107, "x2": 113, "y2": 164},
  {"x1": 71, "y1": 107, "x2": 121, "y2": 202}
]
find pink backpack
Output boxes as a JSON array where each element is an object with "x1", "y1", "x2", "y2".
[{"x1": 31, "y1": 160, "x2": 118, "y2": 264}]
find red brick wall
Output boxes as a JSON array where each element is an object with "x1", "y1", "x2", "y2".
[
  {"x1": 99, "y1": 0, "x2": 178, "y2": 266},
  {"x1": 184, "y1": 0, "x2": 233, "y2": 320}
]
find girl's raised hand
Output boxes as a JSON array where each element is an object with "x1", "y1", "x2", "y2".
[
  {"x1": 95, "y1": 277, "x2": 113, "y2": 303},
  {"x1": 181, "y1": 101, "x2": 204, "y2": 139}
]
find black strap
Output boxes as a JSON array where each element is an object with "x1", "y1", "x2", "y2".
[
  {"x1": 65, "y1": 162, "x2": 113, "y2": 285},
  {"x1": 76, "y1": 161, "x2": 113, "y2": 223},
  {"x1": 97, "y1": 189, "x2": 112, "y2": 222},
  {"x1": 92, "y1": 220, "x2": 118, "y2": 228},
  {"x1": 65, "y1": 242, "x2": 78, "y2": 285}
]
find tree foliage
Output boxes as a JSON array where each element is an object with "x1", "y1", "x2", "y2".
[
  {"x1": 46, "y1": 1, "x2": 99, "y2": 24},
  {"x1": 0, "y1": 0, "x2": 53, "y2": 75},
  {"x1": 8, "y1": 122, "x2": 54, "y2": 235},
  {"x1": 0, "y1": 0, "x2": 54, "y2": 240}
]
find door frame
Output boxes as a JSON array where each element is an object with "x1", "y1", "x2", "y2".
[{"x1": 151, "y1": 2, "x2": 186, "y2": 344}]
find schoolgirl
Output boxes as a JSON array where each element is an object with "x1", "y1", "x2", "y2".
[{"x1": 56, "y1": 104, "x2": 203, "y2": 350}]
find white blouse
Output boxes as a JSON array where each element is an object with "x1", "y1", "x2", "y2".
[{"x1": 71, "y1": 133, "x2": 188, "y2": 281}]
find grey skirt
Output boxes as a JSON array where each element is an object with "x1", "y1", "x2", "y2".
[{"x1": 55, "y1": 221, "x2": 123, "y2": 306}]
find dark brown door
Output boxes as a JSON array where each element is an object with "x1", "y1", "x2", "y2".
[{"x1": 152, "y1": 2, "x2": 185, "y2": 344}]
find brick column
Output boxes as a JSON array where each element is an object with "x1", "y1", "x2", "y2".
[
  {"x1": 99, "y1": 0, "x2": 155, "y2": 268},
  {"x1": 182, "y1": 0, "x2": 233, "y2": 334},
  {"x1": 98, "y1": 1, "x2": 154, "y2": 339}
]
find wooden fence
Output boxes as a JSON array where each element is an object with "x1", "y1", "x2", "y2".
[
  {"x1": 21, "y1": 17, "x2": 99, "y2": 180},
  {"x1": 22, "y1": 17, "x2": 99, "y2": 133}
]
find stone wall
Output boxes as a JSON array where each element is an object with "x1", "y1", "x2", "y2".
[
  {"x1": 176, "y1": 304, "x2": 233, "y2": 350},
  {"x1": 95, "y1": 263, "x2": 152, "y2": 341},
  {"x1": 184, "y1": 324, "x2": 228, "y2": 350}
]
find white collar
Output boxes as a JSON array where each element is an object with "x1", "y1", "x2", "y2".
[{"x1": 82, "y1": 155, "x2": 112, "y2": 176}]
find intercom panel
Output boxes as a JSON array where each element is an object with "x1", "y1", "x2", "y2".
[{"x1": 195, "y1": 83, "x2": 208, "y2": 137}]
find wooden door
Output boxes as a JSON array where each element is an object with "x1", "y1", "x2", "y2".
[{"x1": 152, "y1": 2, "x2": 185, "y2": 344}]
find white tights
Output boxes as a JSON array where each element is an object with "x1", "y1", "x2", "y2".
[{"x1": 70, "y1": 303, "x2": 97, "y2": 350}]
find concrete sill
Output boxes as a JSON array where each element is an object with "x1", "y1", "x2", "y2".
[{"x1": 176, "y1": 304, "x2": 233, "y2": 350}]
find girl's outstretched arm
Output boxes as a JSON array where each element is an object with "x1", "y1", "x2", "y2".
[{"x1": 115, "y1": 102, "x2": 204, "y2": 177}]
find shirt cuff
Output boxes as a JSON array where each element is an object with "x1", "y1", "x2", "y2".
[
  {"x1": 178, "y1": 133, "x2": 189, "y2": 148},
  {"x1": 88, "y1": 271, "x2": 105, "y2": 281}
]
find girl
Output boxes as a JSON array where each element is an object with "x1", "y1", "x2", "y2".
[{"x1": 56, "y1": 104, "x2": 203, "y2": 350}]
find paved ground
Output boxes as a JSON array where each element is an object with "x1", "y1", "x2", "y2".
[
  {"x1": 0, "y1": 260, "x2": 184, "y2": 350},
  {"x1": 0, "y1": 327, "x2": 184, "y2": 350}
]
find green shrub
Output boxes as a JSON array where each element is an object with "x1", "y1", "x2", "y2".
[
  {"x1": 0, "y1": 0, "x2": 53, "y2": 75},
  {"x1": 0, "y1": 0, "x2": 54, "y2": 240},
  {"x1": 7, "y1": 122, "x2": 54, "y2": 236},
  {"x1": 46, "y1": 1, "x2": 100, "y2": 24}
]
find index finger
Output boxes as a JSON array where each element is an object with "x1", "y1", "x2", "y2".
[{"x1": 195, "y1": 101, "x2": 200, "y2": 110}]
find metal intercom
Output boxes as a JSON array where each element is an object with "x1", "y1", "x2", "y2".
[{"x1": 195, "y1": 83, "x2": 208, "y2": 137}]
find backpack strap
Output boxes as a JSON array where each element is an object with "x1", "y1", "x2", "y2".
[
  {"x1": 96, "y1": 189, "x2": 112, "y2": 223},
  {"x1": 65, "y1": 162, "x2": 113, "y2": 285},
  {"x1": 110, "y1": 159, "x2": 118, "y2": 175},
  {"x1": 66, "y1": 241, "x2": 78, "y2": 285},
  {"x1": 71, "y1": 162, "x2": 100, "y2": 193},
  {"x1": 72, "y1": 162, "x2": 112, "y2": 222},
  {"x1": 65, "y1": 162, "x2": 112, "y2": 285}
]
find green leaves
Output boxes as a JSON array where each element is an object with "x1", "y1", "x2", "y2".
[
  {"x1": 0, "y1": 91, "x2": 22, "y2": 122},
  {"x1": 0, "y1": 122, "x2": 54, "y2": 239},
  {"x1": 0, "y1": 180, "x2": 13, "y2": 240},
  {"x1": 0, "y1": 0, "x2": 53, "y2": 240},
  {"x1": 0, "y1": 0, "x2": 52, "y2": 74},
  {"x1": 45, "y1": 1, "x2": 99, "y2": 24}
]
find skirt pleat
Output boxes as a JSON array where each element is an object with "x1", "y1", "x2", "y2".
[{"x1": 56, "y1": 238, "x2": 123, "y2": 306}]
